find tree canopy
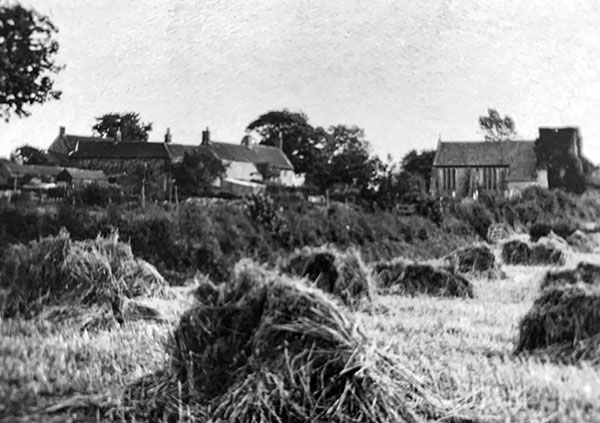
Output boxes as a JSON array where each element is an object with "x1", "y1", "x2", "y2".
[
  {"x1": 168, "y1": 151, "x2": 227, "y2": 197},
  {"x1": 92, "y1": 112, "x2": 153, "y2": 142},
  {"x1": 10, "y1": 145, "x2": 50, "y2": 165},
  {"x1": 307, "y1": 125, "x2": 379, "y2": 192},
  {"x1": 246, "y1": 109, "x2": 320, "y2": 174},
  {"x1": 0, "y1": 4, "x2": 63, "y2": 120},
  {"x1": 478, "y1": 108, "x2": 516, "y2": 142},
  {"x1": 400, "y1": 149, "x2": 435, "y2": 190}
]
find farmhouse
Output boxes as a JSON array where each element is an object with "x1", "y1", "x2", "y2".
[
  {"x1": 55, "y1": 168, "x2": 108, "y2": 189},
  {"x1": 48, "y1": 126, "x2": 303, "y2": 191},
  {"x1": 0, "y1": 161, "x2": 63, "y2": 188},
  {"x1": 430, "y1": 140, "x2": 548, "y2": 199}
]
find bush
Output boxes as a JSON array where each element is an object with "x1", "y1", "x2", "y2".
[{"x1": 450, "y1": 200, "x2": 494, "y2": 240}]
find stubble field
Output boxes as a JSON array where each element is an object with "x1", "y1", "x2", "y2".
[{"x1": 2, "y1": 261, "x2": 600, "y2": 422}]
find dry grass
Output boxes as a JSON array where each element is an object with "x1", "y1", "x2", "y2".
[
  {"x1": 0, "y1": 229, "x2": 166, "y2": 328},
  {"x1": 3, "y1": 261, "x2": 600, "y2": 421},
  {"x1": 279, "y1": 246, "x2": 375, "y2": 310},
  {"x1": 372, "y1": 258, "x2": 474, "y2": 298},
  {"x1": 502, "y1": 239, "x2": 566, "y2": 266},
  {"x1": 122, "y1": 260, "x2": 467, "y2": 423}
]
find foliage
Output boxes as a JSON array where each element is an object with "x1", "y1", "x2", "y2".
[
  {"x1": 0, "y1": 3, "x2": 63, "y2": 120},
  {"x1": 478, "y1": 108, "x2": 516, "y2": 142},
  {"x1": 255, "y1": 162, "x2": 280, "y2": 181},
  {"x1": 400, "y1": 149, "x2": 435, "y2": 190},
  {"x1": 9, "y1": 145, "x2": 51, "y2": 165},
  {"x1": 246, "y1": 109, "x2": 320, "y2": 174},
  {"x1": 307, "y1": 125, "x2": 380, "y2": 192},
  {"x1": 168, "y1": 150, "x2": 226, "y2": 196},
  {"x1": 92, "y1": 112, "x2": 153, "y2": 141},
  {"x1": 244, "y1": 193, "x2": 284, "y2": 233}
]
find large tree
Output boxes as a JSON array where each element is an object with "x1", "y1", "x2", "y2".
[
  {"x1": 308, "y1": 125, "x2": 379, "y2": 192},
  {"x1": 0, "y1": 3, "x2": 63, "y2": 120},
  {"x1": 168, "y1": 150, "x2": 226, "y2": 197},
  {"x1": 400, "y1": 149, "x2": 435, "y2": 191},
  {"x1": 10, "y1": 145, "x2": 50, "y2": 165},
  {"x1": 246, "y1": 109, "x2": 319, "y2": 174},
  {"x1": 478, "y1": 108, "x2": 516, "y2": 142},
  {"x1": 92, "y1": 112, "x2": 153, "y2": 142}
]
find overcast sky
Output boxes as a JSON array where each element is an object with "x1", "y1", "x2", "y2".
[{"x1": 2, "y1": 0, "x2": 600, "y2": 163}]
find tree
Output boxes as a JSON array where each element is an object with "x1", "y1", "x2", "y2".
[
  {"x1": 400, "y1": 149, "x2": 435, "y2": 191},
  {"x1": 92, "y1": 112, "x2": 153, "y2": 142},
  {"x1": 478, "y1": 108, "x2": 516, "y2": 142},
  {"x1": 10, "y1": 145, "x2": 50, "y2": 165},
  {"x1": 168, "y1": 150, "x2": 226, "y2": 197},
  {"x1": 246, "y1": 109, "x2": 320, "y2": 174},
  {"x1": 0, "y1": 4, "x2": 63, "y2": 120},
  {"x1": 308, "y1": 125, "x2": 379, "y2": 192}
]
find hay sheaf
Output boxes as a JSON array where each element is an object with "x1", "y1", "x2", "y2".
[
  {"x1": 566, "y1": 230, "x2": 598, "y2": 253},
  {"x1": 0, "y1": 229, "x2": 166, "y2": 327},
  {"x1": 501, "y1": 239, "x2": 566, "y2": 266},
  {"x1": 541, "y1": 262, "x2": 600, "y2": 291},
  {"x1": 514, "y1": 284, "x2": 600, "y2": 364},
  {"x1": 443, "y1": 244, "x2": 504, "y2": 279},
  {"x1": 372, "y1": 259, "x2": 474, "y2": 298},
  {"x1": 123, "y1": 260, "x2": 474, "y2": 423},
  {"x1": 279, "y1": 246, "x2": 374, "y2": 309}
]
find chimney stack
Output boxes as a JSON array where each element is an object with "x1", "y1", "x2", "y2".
[
  {"x1": 164, "y1": 127, "x2": 172, "y2": 143},
  {"x1": 202, "y1": 127, "x2": 210, "y2": 145},
  {"x1": 115, "y1": 127, "x2": 122, "y2": 144},
  {"x1": 59, "y1": 126, "x2": 66, "y2": 137},
  {"x1": 277, "y1": 131, "x2": 283, "y2": 150}
]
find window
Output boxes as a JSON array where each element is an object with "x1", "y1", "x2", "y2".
[
  {"x1": 482, "y1": 167, "x2": 498, "y2": 190},
  {"x1": 442, "y1": 168, "x2": 456, "y2": 190}
]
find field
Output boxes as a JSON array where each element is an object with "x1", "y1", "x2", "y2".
[{"x1": 2, "y1": 260, "x2": 600, "y2": 422}]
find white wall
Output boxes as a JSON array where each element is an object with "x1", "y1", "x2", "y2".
[{"x1": 224, "y1": 161, "x2": 261, "y2": 181}]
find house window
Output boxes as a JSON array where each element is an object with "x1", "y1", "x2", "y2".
[
  {"x1": 442, "y1": 168, "x2": 456, "y2": 190},
  {"x1": 483, "y1": 167, "x2": 498, "y2": 190}
]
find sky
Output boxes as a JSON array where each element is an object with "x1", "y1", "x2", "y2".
[{"x1": 2, "y1": 0, "x2": 600, "y2": 163}]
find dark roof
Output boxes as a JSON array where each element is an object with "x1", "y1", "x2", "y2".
[
  {"x1": 209, "y1": 141, "x2": 294, "y2": 170},
  {"x1": 433, "y1": 140, "x2": 538, "y2": 182},
  {"x1": 49, "y1": 133, "x2": 111, "y2": 156},
  {"x1": 0, "y1": 161, "x2": 62, "y2": 178},
  {"x1": 165, "y1": 143, "x2": 208, "y2": 161},
  {"x1": 70, "y1": 141, "x2": 171, "y2": 160},
  {"x1": 58, "y1": 168, "x2": 107, "y2": 180}
]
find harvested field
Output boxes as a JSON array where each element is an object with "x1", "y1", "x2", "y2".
[
  {"x1": 279, "y1": 246, "x2": 374, "y2": 309},
  {"x1": 0, "y1": 229, "x2": 166, "y2": 327},
  {"x1": 372, "y1": 259, "x2": 474, "y2": 298},
  {"x1": 122, "y1": 260, "x2": 468, "y2": 423},
  {"x1": 514, "y1": 284, "x2": 600, "y2": 365},
  {"x1": 501, "y1": 239, "x2": 566, "y2": 266}
]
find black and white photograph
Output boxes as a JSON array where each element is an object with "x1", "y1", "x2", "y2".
[{"x1": 1, "y1": 1, "x2": 600, "y2": 422}]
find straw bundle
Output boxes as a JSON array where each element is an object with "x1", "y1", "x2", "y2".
[
  {"x1": 279, "y1": 246, "x2": 374, "y2": 309},
  {"x1": 0, "y1": 229, "x2": 166, "y2": 327},
  {"x1": 514, "y1": 284, "x2": 600, "y2": 364},
  {"x1": 123, "y1": 260, "x2": 474, "y2": 423},
  {"x1": 372, "y1": 259, "x2": 474, "y2": 298},
  {"x1": 501, "y1": 239, "x2": 565, "y2": 266}
]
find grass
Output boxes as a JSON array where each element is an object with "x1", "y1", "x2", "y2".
[{"x1": 2, "y1": 266, "x2": 600, "y2": 421}]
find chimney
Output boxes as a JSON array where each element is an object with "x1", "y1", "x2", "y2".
[
  {"x1": 164, "y1": 127, "x2": 172, "y2": 143},
  {"x1": 277, "y1": 131, "x2": 283, "y2": 150},
  {"x1": 59, "y1": 126, "x2": 66, "y2": 137},
  {"x1": 241, "y1": 135, "x2": 250, "y2": 148},
  {"x1": 202, "y1": 127, "x2": 210, "y2": 145},
  {"x1": 115, "y1": 127, "x2": 122, "y2": 144}
]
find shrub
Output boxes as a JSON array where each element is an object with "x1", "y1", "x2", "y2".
[
  {"x1": 450, "y1": 200, "x2": 493, "y2": 240},
  {"x1": 502, "y1": 239, "x2": 565, "y2": 266}
]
